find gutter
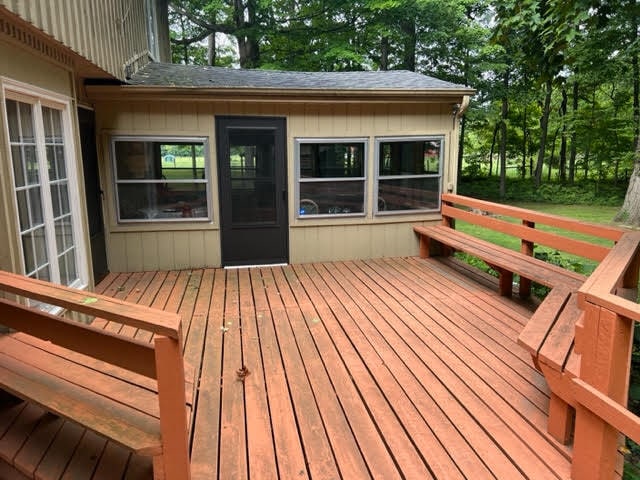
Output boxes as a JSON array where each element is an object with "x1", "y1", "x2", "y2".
[{"x1": 85, "y1": 84, "x2": 476, "y2": 104}]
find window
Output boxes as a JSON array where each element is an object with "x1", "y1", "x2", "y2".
[
  {"x1": 112, "y1": 137, "x2": 210, "y2": 222},
  {"x1": 296, "y1": 138, "x2": 367, "y2": 217},
  {"x1": 375, "y1": 137, "x2": 443, "y2": 213},
  {"x1": 5, "y1": 92, "x2": 87, "y2": 291}
]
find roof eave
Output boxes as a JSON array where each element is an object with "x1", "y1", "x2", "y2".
[{"x1": 85, "y1": 84, "x2": 475, "y2": 103}]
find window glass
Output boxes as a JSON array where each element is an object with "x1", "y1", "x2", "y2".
[
  {"x1": 113, "y1": 139, "x2": 210, "y2": 221},
  {"x1": 376, "y1": 138, "x2": 442, "y2": 213},
  {"x1": 297, "y1": 140, "x2": 366, "y2": 217}
]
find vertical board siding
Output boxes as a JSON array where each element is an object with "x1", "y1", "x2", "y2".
[
  {"x1": 2, "y1": 0, "x2": 149, "y2": 79},
  {"x1": 96, "y1": 99, "x2": 453, "y2": 270},
  {"x1": 108, "y1": 231, "x2": 220, "y2": 272}
]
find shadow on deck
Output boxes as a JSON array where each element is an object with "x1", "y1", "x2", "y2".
[{"x1": 0, "y1": 257, "x2": 571, "y2": 479}]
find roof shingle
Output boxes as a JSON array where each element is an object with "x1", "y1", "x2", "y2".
[{"x1": 128, "y1": 63, "x2": 471, "y2": 91}]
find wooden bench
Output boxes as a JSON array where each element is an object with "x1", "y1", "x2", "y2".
[
  {"x1": 0, "y1": 271, "x2": 192, "y2": 480},
  {"x1": 414, "y1": 193, "x2": 625, "y2": 444}
]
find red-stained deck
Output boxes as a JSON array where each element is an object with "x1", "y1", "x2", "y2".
[{"x1": 0, "y1": 257, "x2": 571, "y2": 479}]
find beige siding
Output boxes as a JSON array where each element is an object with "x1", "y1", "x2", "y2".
[
  {"x1": 1, "y1": 0, "x2": 149, "y2": 79},
  {"x1": 95, "y1": 98, "x2": 460, "y2": 271}
]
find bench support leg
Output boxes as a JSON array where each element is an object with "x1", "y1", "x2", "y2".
[
  {"x1": 519, "y1": 277, "x2": 532, "y2": 299},
  {"x1": 548, "y1": 392, "x2": 574, "y2": 444},
  {"x1": 498, "y1": 270, "x2": 513, "y2": 297}
]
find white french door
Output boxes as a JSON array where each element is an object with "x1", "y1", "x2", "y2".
[{"x1": 4, "y1": 87, "x2": 87, "y2": 291}]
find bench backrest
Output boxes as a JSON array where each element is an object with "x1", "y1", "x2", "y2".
[
  {"x1": 0, "y1": 270, "x2": 182, "y2": 379},
  {"x1": 441, "y1": 193, "x2": 625, "y2": 261}
]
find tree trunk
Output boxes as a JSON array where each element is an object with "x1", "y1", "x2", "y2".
[
  {"x1": 489, "y1": 123, "x2": 499, "y2": 177},
  {"x1": 616, "y1": 138, "x2": 640, "y2": 225},
  {"x1": 559, "y1": 86, "x2": 568, "y2": 181},
  {"x1": 548, "y1": 127, "x2": 559, "y2": 182},
  {"x1": 569, "y1": 79, "x2": 579, "y2": 183},
  {"x1": 633, "y1": 0, "x2": 640, "y2": 147},
  {"x1": 380, "y1": 36, "x2": 389, "y2": 70},
  {"x1": 500, "y1": 72, "x2": 509, "y2": 198},
  {"x1": 400, "y1": 18, "x2": 416, "y2": 71},
  {"x1": 521, "y1": 106, "x2": 527, "y2": 179},
  {"x1": 534, "y1": 79, "x2": 553, "y2": 187},
  {"x1": 234, "y1": 0, "x2": 260, "y2": 68},
  {"x1": 207, "y1": 33, "x2": 216, "y2": 66}
]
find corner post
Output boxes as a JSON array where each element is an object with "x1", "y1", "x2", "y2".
[
  {"x1": 572, "y1": 303, "x2": 633, "y2": 480},
  {"x1": 154, "y1": 335, "x2": 191, "y2": 480}
]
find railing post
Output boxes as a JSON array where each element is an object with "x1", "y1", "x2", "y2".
[
  {"x1": 154, "y1": 335, "x2": 191, "y2": 480},
  {"x1": 519, "y1": 220, "x2": 535, "y2": 298},
  {"x1": 572, "y1": 302, "x2": 634, "y2": 479},
  {"x1": 441, "y1": 199, "x2": 455, "y2": 229}
]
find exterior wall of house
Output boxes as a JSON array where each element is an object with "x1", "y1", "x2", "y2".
[
  {"x1": 0, "y1": 39, "x2": 92, "y2": 285},
  {"x1": 0, "y1": 0, "x2": 152, "y2": 79},
  {"x1": 94, "y1": 98, "x2": 461, "y2": 271}
]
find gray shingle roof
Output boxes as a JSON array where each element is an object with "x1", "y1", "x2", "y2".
[{"x1": 127, "y1": 63, "x2": 470, "y2": 91}]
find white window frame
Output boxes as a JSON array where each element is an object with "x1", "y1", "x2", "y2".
[
  {"x1": 374, "y1": 135, "x2": 444, "y2": 215},
  {"x1": 295, "y1": 137, "x2": 368, "y2": 219},
  {"x1": 111, "y1": 135, "x2": 212, "y2": 223},
  {"x1": 2, "y1": 79, "x2": 89, "y2": 294}
]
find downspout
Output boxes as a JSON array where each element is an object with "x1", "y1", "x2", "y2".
[{"x1": 448, "y1": 95, "x2": 471, "y2": 194}]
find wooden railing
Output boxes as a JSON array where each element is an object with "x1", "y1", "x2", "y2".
[
  {"x1": 573, "y1": 231, "x2": 640, "y2": 479},
  {"x1": 439, "y1": 193, "x2": 625, "y2": 296}
]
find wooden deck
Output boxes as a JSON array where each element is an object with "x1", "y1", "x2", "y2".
[{"x1": 0, "y1": 257, "x2": 572, "y2": 479}]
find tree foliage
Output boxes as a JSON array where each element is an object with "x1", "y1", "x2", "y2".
[{"x1": 168, "y1": 0, "x2": 640, "y2": 219}]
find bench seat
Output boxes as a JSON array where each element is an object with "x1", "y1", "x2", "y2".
[
  {"x1": 0, "y1": 333, "x2": 195, "y2": 459},
  {"x1": 414, "y1": 224, "x2": 586, "y2": 293}
]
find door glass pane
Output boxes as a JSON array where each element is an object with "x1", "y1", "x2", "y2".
[
  {"x1": 229, "y1": 133, "x2": 277, "y2": 225},
  {"x1": 50, "y1": 183, "x2": 70, "y2": 218},
  {"x1": 19, "y1": 102, "x2": 35, "y2": 143},
  {"x1": 6, "y1": 100, "x2": 19, "y2": 142},
  {"x1": 30, "y1": 187, "x2": 44, "y2": 226},
  {"x1": 55, "y1": 217, "x2": 74, "y2": 254}
]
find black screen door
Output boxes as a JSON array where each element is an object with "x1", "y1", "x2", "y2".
[{"x1": 216, "y1": 116, "x2": 288, "y2": 266}]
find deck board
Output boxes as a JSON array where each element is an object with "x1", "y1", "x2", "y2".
[{"x1": 0, "y1": 257, "x2": 573, "y2": 479}]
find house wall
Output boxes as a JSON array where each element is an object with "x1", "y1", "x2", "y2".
[
  {"x1": 0, "y1": 0, "x2": 151, "y2": 79},
  {"x1": 0, "y1": 39, "x2": 91, "y2": 284},
  {"x1": 95, "y1": 98, "x2": 460, "y2": 271}
]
